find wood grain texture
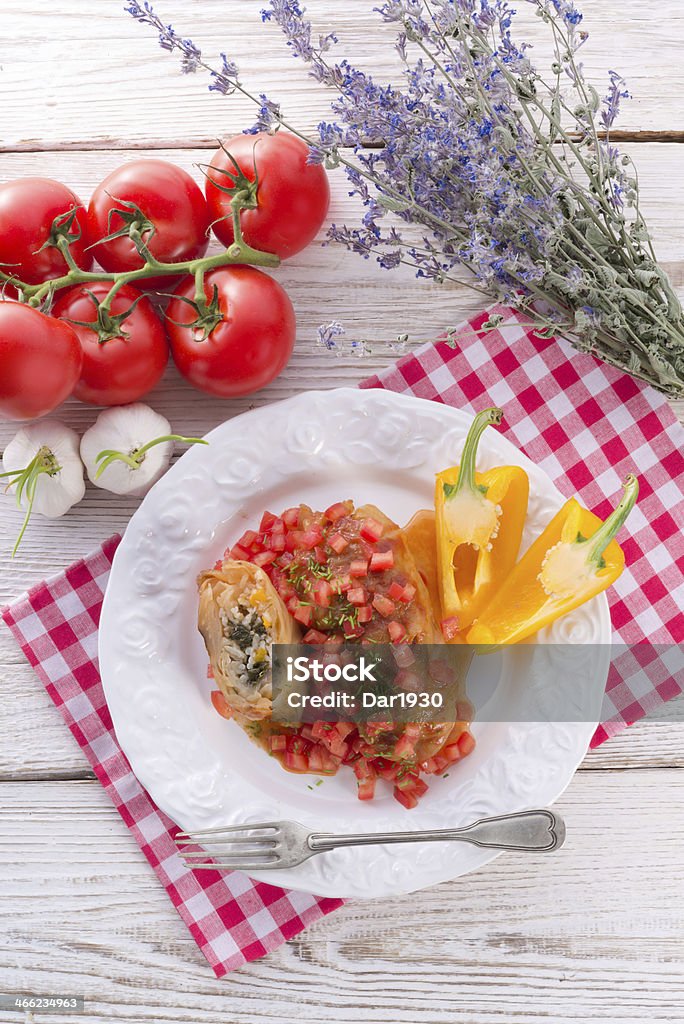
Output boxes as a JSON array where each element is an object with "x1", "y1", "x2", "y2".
[
  {"x1": 1, "y1": 1, "x2": 683, "y2": 1015},
  {"x1": 1, "y1": 0, "x2": 683, "y2": 149},
  {"x1": 1, "y1": 772, "x2": 683, "y2": 1024}
]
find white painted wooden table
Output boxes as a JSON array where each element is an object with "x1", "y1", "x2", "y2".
[{"x1": 1, "y1": 3, "x2": 683, "y2": 1022}]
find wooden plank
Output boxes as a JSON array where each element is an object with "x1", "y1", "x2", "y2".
[
  {"x1": 0, "y1": 771, "x2": 683, "y2": 1023},
  {"x1": 1, "y1": 0, "x2": 684, "y2": 149},
  {"x1": 581, "y1": 720, "x2": 684, "y2": 769}
]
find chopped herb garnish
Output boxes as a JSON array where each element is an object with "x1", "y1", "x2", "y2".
[
  {"x1": 396, "y1": 760, "x2": 418, "y2": 780},
  {"x1": 286, "y1": 561, "x2": 308, "y2": 587},
  {"x1": 305, "y1": 556, "x2": 333, "y2": 580},
  {"x1": 287, "y1": 556, "x2": 332, "y2": 589}
]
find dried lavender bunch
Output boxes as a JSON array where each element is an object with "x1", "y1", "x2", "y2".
[{"x1": 127, "y1": 0, "x2": 684, "y2": 395}]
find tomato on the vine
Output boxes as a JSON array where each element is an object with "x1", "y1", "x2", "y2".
[
  {"x1": 86, "y1": 159, "x2": 210, "y2": 289},
  {"x1": 0, "y1": 177, "x2": 92, "y2": 285},
  {"x1": 53, "y1": 282, "x2": 169, "y2": 406},
  {"x1": 0, "y1": 302, "x2": 83, "y2": 420},
  {"x1": 205, "y1": 132, "x2": 330, "y2": 259},
  {"x1": 165, "y1": 266, "x2": 296, "y2": 398}
]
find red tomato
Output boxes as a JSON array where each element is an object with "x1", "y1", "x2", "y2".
[
  {"x1": 369, "y1": 549, "x2": 395, "y2": 572},
  {"x1": 0, "y1": 177, "x2": 92, "y2": 285},
  {"x1": 52, "y1": 282, "x2": 168, "y2": 406},
  {"x1": 86, "y1": 160, "x2": 210, "y2": 289},
  {"x1": 210, "y1": 690, "x2": 233, "y2": 720},
  {"x1": 0, "y1": 302, "x2": 83, "y2": 420},
  {"x1": 166, "y1": 266, "x2": 296, "y2": 397},
  {"x1": 205, "y1": 132, "x2": 330, "y2": 259}
]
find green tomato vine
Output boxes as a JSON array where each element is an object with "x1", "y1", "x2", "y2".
[{"x1": 0, "y1": 156, "x2": 277, "y2": 341}]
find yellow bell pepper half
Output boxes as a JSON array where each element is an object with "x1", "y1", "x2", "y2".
[
  {"x1": 467, "y1": 474, "x2": 639, "y2": 647},
  {"x1": 435, "y1": 407, "x2": 529, "y2": 633}
]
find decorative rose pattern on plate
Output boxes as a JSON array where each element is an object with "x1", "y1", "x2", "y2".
[
  {"x1": 212, "y1": 449, "x2": 266, "y2": 493},
  {"x1": 132, "y1": 556, "x2": 166, "y2": 595},
  {"x1": 99, "y1": 389, "x2": 611, "y2": 899},
  {"x1": 284, "y1": 416, "x2": 326, "y2": 456},
  {"x1": 117, "y1": 613, "x2": 169, "y2": 661},
  {"x1": 538, "y1": 600, "x2": 605, "y2": 644}
]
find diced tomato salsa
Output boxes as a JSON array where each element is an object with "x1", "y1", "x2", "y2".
[
  {"x1": 236, "y1": 500, "x2": 425, "y2": 645},
  {"x1": 233, "y1": 717, "x2": 476, "y2": 809},
  {"x1": 214, "y1": 501, "x2": 476, "y2": 807}
]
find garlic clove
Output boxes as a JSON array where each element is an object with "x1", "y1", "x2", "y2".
[
  {"x1": 2, "y1": 420, "x2": 85, "y2": 519},
  {"x1": 80, "y1": 403, "x2": 174, "y2": 497}
]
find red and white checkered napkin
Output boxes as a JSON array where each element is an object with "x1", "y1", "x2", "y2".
[
  {"x1": 3, "y1": 304, "x2": 683, "y2": 975},
  {"x1": 361, "y1": 303, "x2": 684, "y2": 745},
  {"x1": 1, "y1": 536, "x2": 342, "y2": 978}
]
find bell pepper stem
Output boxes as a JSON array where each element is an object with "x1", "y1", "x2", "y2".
[
  {"x1": 450, "y1": 407, "x2": 503, "y2": 496},
  {"x1": 586, "y1": 475, "x2": 639, "y2": 565}
]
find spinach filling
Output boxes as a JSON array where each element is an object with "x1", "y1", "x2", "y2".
[{"x1": 228, "y1": 620, "x2": 269, "y2": 687}]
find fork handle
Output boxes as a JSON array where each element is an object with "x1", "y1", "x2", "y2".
[{"x1": 309, "y1": 809, "x2": 565, "y2": 853}]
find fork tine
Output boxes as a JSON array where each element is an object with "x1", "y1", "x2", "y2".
[
  {"x1": 180, "y1": 850, "x2": 279, "y2": 864},
  {"x1": 181, "y1": 852, "x2": 279, "y2": 863},
  {"x1": 175, "y1": 835, "x2": 278, "y2": 848},
  {"x1": 175, "y1": 821, "x2": 281, "y2": 840},
  {"x1": 185, "y1": 860, "x2": 279, "y2": 871},
  {"x1": 180, "y1": 844, "x2": 277, "y2": 857}
]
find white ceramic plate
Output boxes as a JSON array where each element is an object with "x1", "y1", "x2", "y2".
[{"x1": 99, "y1": 388, "x2": 610, "y2": 898}]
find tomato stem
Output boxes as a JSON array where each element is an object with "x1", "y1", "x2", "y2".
[
  {"x1": 55, "y1": 234, "x2": 80, "y2": 274},
  {"x1": 128, "y1": 225, "x2": 159, "y2": 268},
  {"x1": 97, "y1": 275, "x2": 129, "y2": 318},
  {"x1": 1, "y1": 235, "x2": 280, "y2": 309},
  {"x1": 193, "y1": 265, "x2": 206, "y2": 308},
  {"x1": 230, "y1": 193, "x2": 248, "y2": 248}
]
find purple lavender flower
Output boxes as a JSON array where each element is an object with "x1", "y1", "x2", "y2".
[
  {"x1": 127, "y1": 0, "x2": 684, "y2": 394},
  {"x1": 262, "y1": 0, "x2": 332, "y2": 83},
  {"x1": 245, "y1": 95, "x2": 283, "y2": 134},
  {"x1": 602, "y1": 70, "x2": 630, "y2": 131},
  {"x1": 125, "y1": 0, "x2": 202, "y2": 73},
  {"x1": 316, "y1": 321, "x2": 345, "y2": 351},
  {"x1": 548, "y1": 0, "x2": 583, "y2": 29},
  {"x1": 209, "y1": 53, "x2": 240, "y2": 95},
  {"x1": 350, "y1": 338, "x2": 372, "y2": 358}
]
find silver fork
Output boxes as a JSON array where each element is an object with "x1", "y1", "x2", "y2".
[{"x1": 175, "y1": 809, "x2": 565, "y2": 871}]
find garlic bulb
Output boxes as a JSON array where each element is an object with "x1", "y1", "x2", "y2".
[
  {"x1": 1, "y1": 421, "x2": 85, "y2": 554},
  {"x1": 79, "y1": 403, "x2": 206, "y2": 497}
]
